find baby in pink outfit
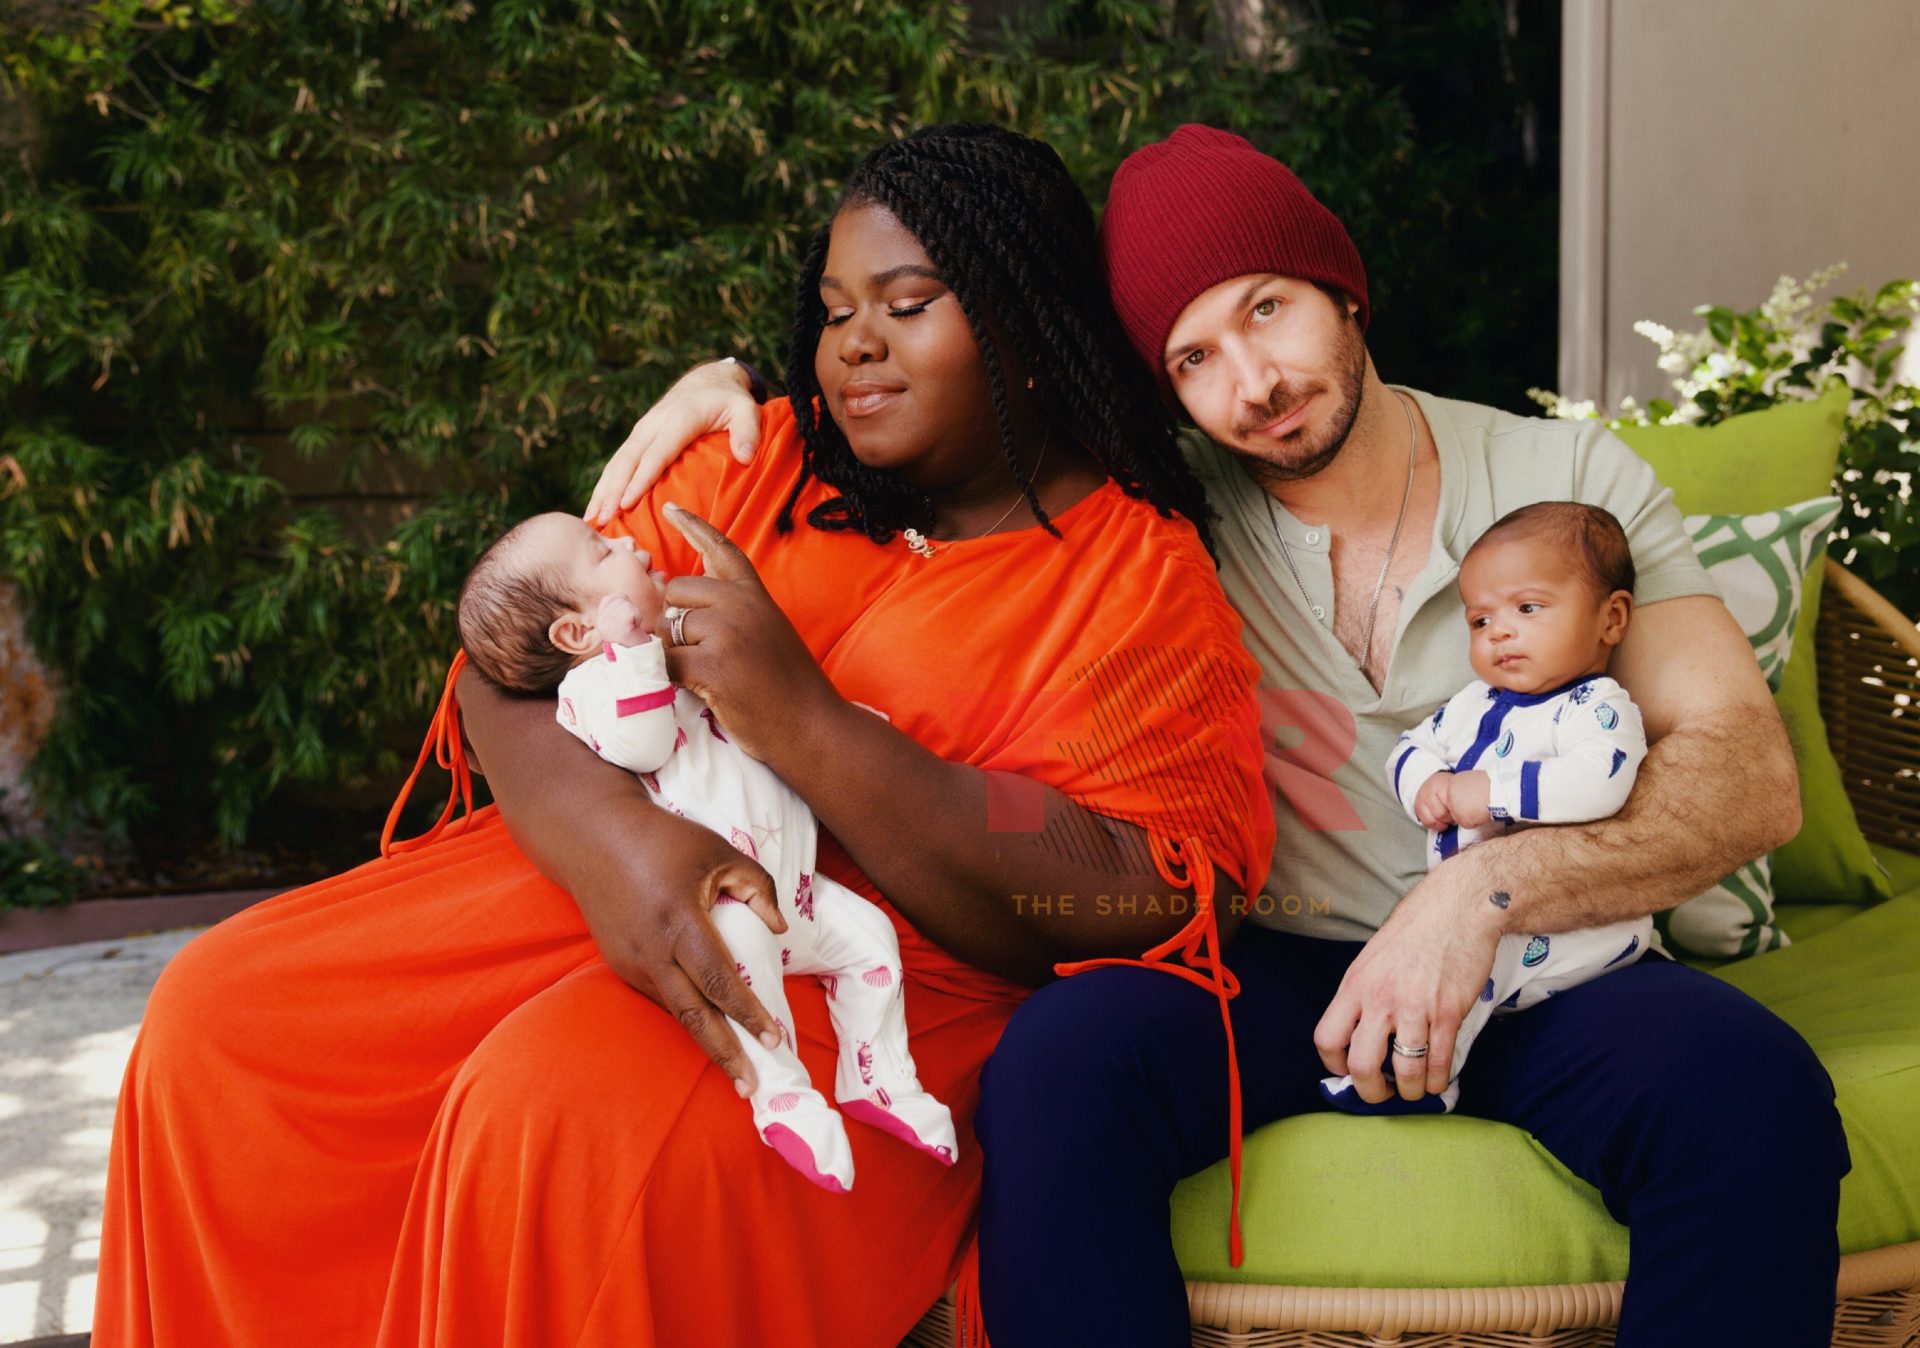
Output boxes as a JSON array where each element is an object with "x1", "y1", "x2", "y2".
[{"x1": 455, "y1": 511, "x2": 957, "y2": 1193}]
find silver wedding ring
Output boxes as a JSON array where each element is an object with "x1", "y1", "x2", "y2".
[
  {"x1": 1389, "y1": 1037, "x2": 1430, "y2": 1058},
  {"x1": 666, "y1": 606, "x2": 688, "y2": 647}
]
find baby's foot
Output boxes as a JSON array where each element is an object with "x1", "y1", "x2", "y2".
[
  {"x1": 1318, "y1": 1073, "x2": 1459, "y2": 1116},
  {"x1": 755, "y1": 1090, "x2": 855, "y2": 1193},
  {"x1": 840, "y1": 1086, "x2": 959, "y2": 1166}
]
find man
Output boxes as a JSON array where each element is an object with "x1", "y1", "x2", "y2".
[{"x1": 587, "y1": 126, "x2": 1848, "y2": 1347}]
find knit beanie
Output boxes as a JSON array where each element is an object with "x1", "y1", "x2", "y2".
[{"x1": 1101, "y1": 125, "x2": 1368, "y2": 399}]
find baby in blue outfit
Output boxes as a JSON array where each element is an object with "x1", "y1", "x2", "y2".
[{"x1": 1323, "y1": 501, "x2": 1652, "y2": 1114}]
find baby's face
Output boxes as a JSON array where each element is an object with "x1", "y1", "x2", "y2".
[
  {"x1": 1459, "y1": 537, "x2": 1626, "y2": 694},
  {"x1": 523, "y1": 512, "x2": 668, "y2": 643}
]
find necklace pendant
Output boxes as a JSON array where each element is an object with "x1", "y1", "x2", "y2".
[{"x1": 903, "y1": 527, "x2": 938, "y2": 559}]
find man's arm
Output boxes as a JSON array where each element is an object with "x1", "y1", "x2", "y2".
[
  {"x1": 586, "y1": 361, "x2": 763, "y2": 526},
  {"x1": 1314, "y1": 594, "x2": 1797, "y2": 1105}
]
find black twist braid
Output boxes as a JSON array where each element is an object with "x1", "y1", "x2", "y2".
[{"x1": 776, "y1": 123, "x2": 1215, "y2": 555}]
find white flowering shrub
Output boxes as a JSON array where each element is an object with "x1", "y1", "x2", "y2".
[{"x1": 1531, "y1": 267, "x2": 1920, "y2": 612}]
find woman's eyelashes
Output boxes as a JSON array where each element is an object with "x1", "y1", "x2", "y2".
[{"x1": 821, "y1": 297, "x2": 937, "y2": 326}]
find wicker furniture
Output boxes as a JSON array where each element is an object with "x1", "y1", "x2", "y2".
[{"x1": 904, "y1": 558, "x2": 1920, "y2": 1348}]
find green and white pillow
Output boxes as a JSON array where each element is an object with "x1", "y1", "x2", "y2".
[{"x1": 1655, "y1": 495, "x2": 1842, "y2": 959}]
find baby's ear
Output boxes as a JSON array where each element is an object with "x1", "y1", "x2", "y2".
[
  {"x1": 1601, "y1": 589, "x2": 1634, "y2": 645},
  {"x1": 548, "y1": 609, "x2": 597, "y2": 657}
]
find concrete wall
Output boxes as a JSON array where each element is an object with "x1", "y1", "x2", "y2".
[{"x1": 1561, "y1": 0, "x2": 1920, "y2": 408}]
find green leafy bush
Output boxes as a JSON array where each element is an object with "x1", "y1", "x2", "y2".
[
  {"x1": 1, "y1": 0, "x2": 1557, "y2": 857},
  {"x1": 0, "y1": 831, "x2": 84, "y2": 910},
  {"x1": 1531, "y1": 267, "x2": 1920, "y2": 614}
]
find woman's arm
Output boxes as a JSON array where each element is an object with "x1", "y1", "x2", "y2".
[
  {"x1": 659, "y1": 506, "x2": 1249, "y2": 986},
  {"x1": 456, "y1": 665, "x2": 792, "y2": 1094},
  {"x1": 785, "y1": 693, "x2": 1243, "y2": 985}
]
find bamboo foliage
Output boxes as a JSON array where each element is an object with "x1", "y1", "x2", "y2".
[{"x1": 0, "y1": 0, "x2": 1552, "y2": 852}]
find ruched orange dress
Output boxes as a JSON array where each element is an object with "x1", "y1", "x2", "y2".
[{"x1": 95, "y1": 399, "x2": 1274, "y2": 1348}]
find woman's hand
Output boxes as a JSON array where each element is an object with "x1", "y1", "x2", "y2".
[
  {"x1": 453, "y1": 662, "x2": 789, "y2": 1098},
  {"x1": 658, "y1": 502, "x2": 843, "y2": 763},
  {"x1": 585, "y1": 360, "x2": 764, "y2": 526},
  {"x1": 591, "y1": 809, "x2": 792, "y2": 1098}
]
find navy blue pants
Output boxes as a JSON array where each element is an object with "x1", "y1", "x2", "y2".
[{"x1": 975, "y1": 924, "x2": 1850, "y2": 1347}]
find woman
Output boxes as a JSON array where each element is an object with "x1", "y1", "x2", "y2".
[{"x1": 96, "y1": 124, "x2": 1272, "y2": 1347}]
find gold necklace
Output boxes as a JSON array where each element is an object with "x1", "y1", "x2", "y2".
[{"x1": 903, "y1": 430, "x2": 1050, "y2": 560}]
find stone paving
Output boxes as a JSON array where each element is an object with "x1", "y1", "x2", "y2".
[{"x1": 0, "y1": 929, "x2": 199, "y2": 1345}]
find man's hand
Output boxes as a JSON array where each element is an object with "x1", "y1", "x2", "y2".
[
  {"x1": 586, "y1": 359, "x2": 763, "y2": 525},
  {"x1": 1413, "y1": 772, "x2": 1456, "y2": 829},
  {"x1": 1446, "y1": 770, "x2": 1493, "y2": 829},
  {"x1": 583, "y1": 806, "x2": 790, "y2": 1098},
  {"x1": 1313, "y1": 857, "x2": 1503, "y2": 1104}
]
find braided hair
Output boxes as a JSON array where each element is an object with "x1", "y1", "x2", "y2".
[{"x1": 778, "y1": 123, "x2": 1215, "y2": 554}]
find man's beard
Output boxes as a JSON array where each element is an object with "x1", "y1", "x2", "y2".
[{"x1": 1232, "y1": 320, "x2": 1369, "y2": 487}]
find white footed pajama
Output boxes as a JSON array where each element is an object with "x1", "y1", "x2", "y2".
[
  {"x1": 1320, "y1": 674, "x2": 1653, "y2": 1115},
  {"x1": 556, "y1": 639, "x2": 957, "y2": 1192}
]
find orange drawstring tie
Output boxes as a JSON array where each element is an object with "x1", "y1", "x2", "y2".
[
  {"x1": 1053, "y1": 834, "x2": 1246, "y2": 1269},
  {"x1": 380, "y1": 649, "x2": 478, "y2": 859},
  {"x1": 951, "y1": 834, "x2": 1246, "y2": 1348}
]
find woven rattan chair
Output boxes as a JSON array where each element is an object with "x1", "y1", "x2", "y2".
[{"x1": 903, "y1": 558, "x2": 1920, "y2": 1348}]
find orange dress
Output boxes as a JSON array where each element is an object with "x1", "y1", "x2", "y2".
[{"x1": 95, "y1": 399, "x2": 1274, "y2": 1348}]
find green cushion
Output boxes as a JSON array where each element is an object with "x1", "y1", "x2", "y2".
[
  {"x1": 1771, "y1": 566, "x2": 1896, "y2": 905},
  {"x1": 1615, "y1": 390, "x2": 1890, "y2": 908},
  {"x1": 1171, "y1": 876, "x2": 1920, "y2": 1286},
  {"x1": 1656, "y1": 497, "x2": 1842, "y2": 958},
  {"x1": 1612, "y1": 384, "x2": 1849, "y2": 516}
]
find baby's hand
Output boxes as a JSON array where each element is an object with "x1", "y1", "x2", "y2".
[
  {"x1": 1446, "y1": 770, "x2": 1494, "y2": 830},
  {"x1": 1414, "y1": 772, "x2": 1456, "y2": 830},
  {"x1": 595, "y1": 592, "x2": 648, "y2": 647}
]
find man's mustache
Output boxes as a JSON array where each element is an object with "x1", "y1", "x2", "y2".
[{"x1": 1235, "y1": 380, "x2": 1324, "y2": 439}]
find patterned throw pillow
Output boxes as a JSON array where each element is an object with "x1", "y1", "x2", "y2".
[{"x1": 1655, "y1": 496, "x2": 1843, "y2": 959}]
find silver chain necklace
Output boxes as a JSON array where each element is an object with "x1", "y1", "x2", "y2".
[{"x1": 1264, "y1": 389, "x2": 1418, "y2": 680}]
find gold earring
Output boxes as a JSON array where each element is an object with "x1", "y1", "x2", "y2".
[{"x1": 1025, "y1": 375, "x2": 1035, "y2": 390}]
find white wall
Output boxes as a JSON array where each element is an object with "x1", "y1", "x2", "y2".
[{"x1": 1561, "y1": 0, "x2": 1920, "y2": 409}]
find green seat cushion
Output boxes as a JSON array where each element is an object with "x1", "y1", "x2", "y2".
[
  {"x1": 1773, "y1": 900, "x2": 1871, "y2": 947},
  {"x1": 1716, "y1": 890, "x2": 1920, "y2": 1265},
  {"x1": 1171, "y1": 880, "x2": 1920, "y2": 1286},
  {"x1": 1874, "y1": 844, "x2": 1920, "y2": 898}
]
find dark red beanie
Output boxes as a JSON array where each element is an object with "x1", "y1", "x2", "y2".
[{"x1": 1101, "y1": 125, "x2": 1368, "y2": 399}]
